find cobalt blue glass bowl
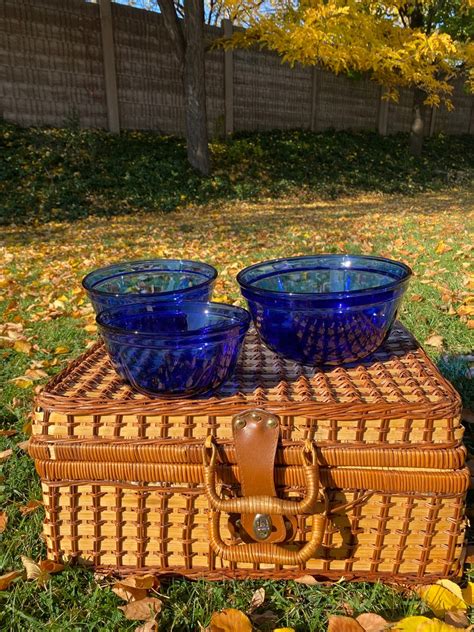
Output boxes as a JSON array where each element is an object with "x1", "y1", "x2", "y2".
[
  {"x1": 97, "y1": 301, "x2": 250, "y2": 397},
  {"x1": 82, "y1": 259, "x2": 218, "y2": 314},
  {"x1": 237, "y1": 255, "x2": 412, "y2": 365}
]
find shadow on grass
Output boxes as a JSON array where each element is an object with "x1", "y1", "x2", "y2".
[{"x1": 1, "y1": 120, "x2": 473, "y2": 226}]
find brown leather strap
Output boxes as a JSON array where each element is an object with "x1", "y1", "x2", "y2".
[{"x1": 233, "y1": 409, "x2": 288, "y2": 543}]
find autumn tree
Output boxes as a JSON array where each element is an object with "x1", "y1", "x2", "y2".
[{"x1": 227, "y1": 0, "x2": 474, "y2": 156}]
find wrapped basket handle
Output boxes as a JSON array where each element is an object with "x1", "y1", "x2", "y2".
[
  {"x1": 202, "y1": 437, "x2": 320, "y2": 515},
  {"x1": 209, "y1": 509, "x2": 326, "y2": 565},
  {"x1": 203, "y1": 437, "x2": 326, "y2": 565}
]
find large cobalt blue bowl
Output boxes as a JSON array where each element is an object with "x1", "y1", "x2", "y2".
[
  {"x1": 82, "y1": 259, "x2": 217, "y2": 314},
  {"x1": 97, "y1": 301, "x2": 250, "y2": 397},
  {"x1": 237, "y1": 255, "x2": 412, "y2": 365}
]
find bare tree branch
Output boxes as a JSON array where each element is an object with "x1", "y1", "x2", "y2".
[{"x1": 156, "y1": 0, "x2": 186, "y2": 66}]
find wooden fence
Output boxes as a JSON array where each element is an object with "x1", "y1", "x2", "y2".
[{"x1": 1, "y1": 0, "x2": 473, "y2": 136}]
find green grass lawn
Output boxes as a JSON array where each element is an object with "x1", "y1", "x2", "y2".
[{"x1": 0, "y1": 123, "x2": 473, "y2": 630}]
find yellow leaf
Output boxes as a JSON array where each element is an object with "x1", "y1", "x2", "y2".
[
  {"x1": 210, "y1": 608, "x2": 253, "y2": 632},
  {"x1": 54, "y1": 346, "x2": 70, "y2": 355},
  {"x1": 118, "y1": 597, "x2": 162, "y2": 621},
  {"x1": 0, "y1": 570, "x2": 23, "y2": 590},
  {"x1": 418, "y1": 583, "x2": 467, "y2": 618},
  {"x1": 13, "y1": 340, "x2": 32, "y2": 354},
  {"x1": 10, "y1": 376, "x2": 33, "y2": 389},
  {"x1": 272, "y1": 629, "x2": 296, "y2": 632},
  {"x1": 84, "y1": 324, "x2": 97, "y2": 333},
  {"x1": 391, "y1": 616, "x2": 463, "y2": 631},
  {"x1": 436, "y1": 579, "x2": 464, "y2": 602},
  {"x1": 435, "y1": 242, "x2": 451, "y2": 255},
  {"x1": 461, "y1": 583, "x2": 474, "y2": 605}
]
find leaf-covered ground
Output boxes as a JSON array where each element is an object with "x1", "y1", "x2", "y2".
[{"x1": 0, "y1": 136, "x2": 474, "y2": 630}]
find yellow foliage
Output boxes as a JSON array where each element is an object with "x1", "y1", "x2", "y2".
[
  {"x1": 225, "y1": 0, "x2": 473, "y2": 104},
  {"x1": 418, "y1": 581, "x2": 467, "y2": 618},
  {"x1": 391, "y1": 616, "x2": 466, "y2": 631}
]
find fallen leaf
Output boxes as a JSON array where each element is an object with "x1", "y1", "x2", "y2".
[
  {"x1": 0, "y1": 449, "x2": 13, "y2": 462},
  {"x1": 327, "y1": 615, "x2": 365, "y2": 631},
  {"x1": 113, "y1": 583, "x2": 148, "y2": 603},
  {"x1": 119, "y1": 597, "x2": 162, "y2": 621},
  {"x1": 461, "y1": 583, "x2": 474, "y2": 605},
  {"x1": 436, "y1": 580, "x2": 464, "y2": 602},
  {"x1": 39, "y1": 560, "x2": 65, "y2": 574},
  {"x1": 435, "y1": 242, "x2": 451, "y2": 255},
  {"x1": 410, "y1": 294, "x2": 424, "y2": 302},
  {"x1": 247, "y1": 587, "x2": 265, "y2": 613},
  {"x1": 0, "y1": 570, "x2": 23, "y2": 590},
  {"x1": 391, "y1": 616, "x2": 463, "y2": 631},
  {"x1": 0, "y1": 512, "x2": 8, "y2": 533},
  {"x1": 24, "y1": 368, "x2": 48, "y2": 380},
  {"x1": 21, "y1": 556, "x2": 50, "y2": 586},
  {"x1": 17, "y1": 440, "x2": 30, "y2": 452},
  {"x1": 356, "y1": 613, "x2": 389, "y2": 631},
  {"x1": 272, "y1": 629, "x2": 296, "y2": 632},
  {"x1": 9, "y1": 376, "x2": 33, "y2": 389},
  {"x1": 424, "y1": 334, "x2": 444, "y2": 350},
  {"x1": 19, "y1": 500, "x2": 43, "y2": 516},
  {"x1": 294, "y1": 574, "x2": 318, "y2": 585},
  {"x1": 54, "y1": 346, "x2": 69, "y2": 355},
  {"x1": 84, "y1": 324, "x2": 97, "y2": 333},
  {"x1": 418, "y1": 582, "x2": 467, "y2": 618},
  {"x1": 119, "y1": 574, "x2": 157, "y2": 590},
  {"x1": 0, "y1": 429, "x2": 17, "y2": 437},
  {"x1": 444, "y1": 610, "x2": 469, "y2": 628},
  {"x1": 13, "y1": 340, "x2": 32, "y2": 354},
  {"x1": 210, "y1": 608, "x2": 253, "y2": 632}
]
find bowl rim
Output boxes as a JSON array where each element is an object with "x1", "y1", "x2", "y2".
[
  {"x1": 82, "y1": 259, "x2": 218, "y2": 299},
  {"x1": 237, "y1": 254, "x2": 412, "y2": 299},
  {"x1": 96, "y1": 301, "x2": 251, "y2": 339}
]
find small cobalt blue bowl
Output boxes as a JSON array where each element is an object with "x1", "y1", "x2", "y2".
[
  {"x1": 82, "y1": 259, "x2": 217, "y2": 314},
  {"x1": 97, "y1": 301, "x2": 250, "y2": 397},
  {"x1": 237, "y1": 254, "x2": 412, "y2": 365}
]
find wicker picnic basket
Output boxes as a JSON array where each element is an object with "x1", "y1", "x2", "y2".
[{"x1": 29, "y1": 323, "x2": 468, "y2": 583}]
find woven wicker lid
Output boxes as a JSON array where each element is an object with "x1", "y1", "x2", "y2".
[
  {"x1": 30, "y1": 322, "x2": 465, "y2": 469},
  {"x1": 35, "y1": 323, "x2": 460, "y2": 418}
]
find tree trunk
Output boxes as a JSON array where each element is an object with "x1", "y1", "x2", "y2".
[
  {"x1": 410, "y1": 87, "x2": 425, "y2": 157},
  {"x1": 184, "y1": 0, "x2": 210, "y2": 175}
]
